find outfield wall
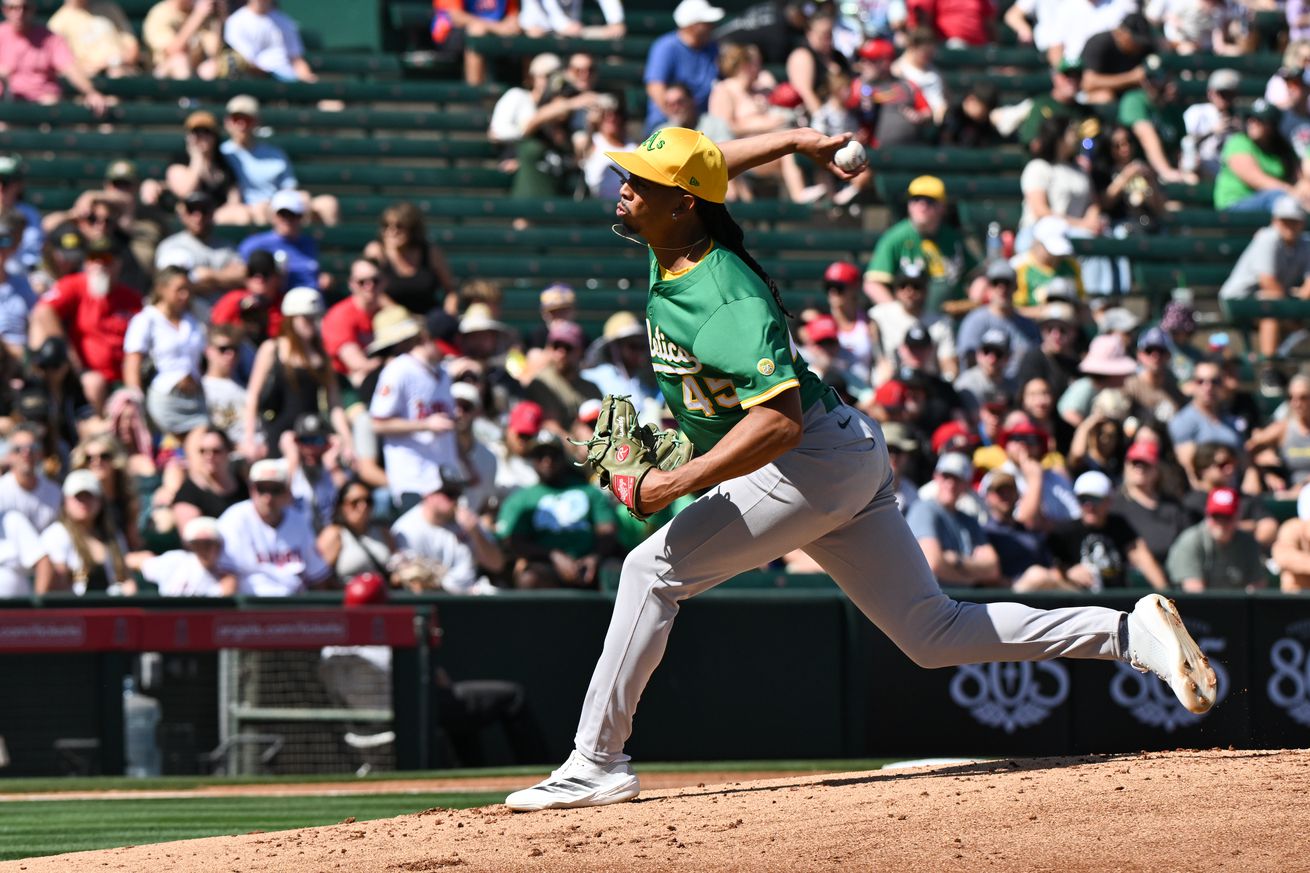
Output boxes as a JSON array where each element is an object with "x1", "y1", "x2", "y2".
[{"x1": 0, "y1": 589, "x2": 1307, "y2": 776}]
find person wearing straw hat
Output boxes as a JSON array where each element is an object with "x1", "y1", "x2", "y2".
[
  {"x1": 505, "y1": 125, "x2": 1218, "y2": 812},
  {"x1": 581, "y1": 311, "x2": 662, "y2": 424},
  {"x1": 368, "y1": 306, "x2": 461, "y2": 512}
]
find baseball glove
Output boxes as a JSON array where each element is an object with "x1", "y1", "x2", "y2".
[{"x1": 575, "y1": 395, "x2": 694, "y2": 520}]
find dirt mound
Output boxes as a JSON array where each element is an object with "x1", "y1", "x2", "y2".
[{"x1": 6, "y1": 749, "x2": 1308, "y2": 872}]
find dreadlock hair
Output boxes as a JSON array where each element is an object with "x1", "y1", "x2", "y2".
[{"x1": 696, "y1": 199, "x2": 792, "y2": 318}]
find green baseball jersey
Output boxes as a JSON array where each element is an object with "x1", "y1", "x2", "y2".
[
  {"x1": 864, "y1": 218, "x2": 975, "y2": 312},
  {"x1": 1013, "y1": 252, "x2": 1084, "y2": 308},
  {"x1": 645, "y1": 246, "x2": 829, "y2": 454},
  {"x1": 495, "y1": 481, "x2": 617, "y2": 558}
]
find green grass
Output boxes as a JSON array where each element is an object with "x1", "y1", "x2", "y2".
[
  {"x1": 0, "y1": 759, "x2": 899, "y2": 861},
  {"x1": 0, "y1": 793, "x2": 504, "y2": 861},
  {"x1": 0, "y1": 759, "x2": 895, "y2": 795}
]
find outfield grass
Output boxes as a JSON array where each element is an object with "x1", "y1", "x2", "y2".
[
  {"x1": 0, "y1": 793, "x2": 505, "y2": 861},
  {"x1": 0, "y1": 759, "x2": 899, "y2": 861},
  {"x1": 0, "y1": 758, "x2": 896, "y2": 795}
]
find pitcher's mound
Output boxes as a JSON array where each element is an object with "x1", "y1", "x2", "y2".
[{"x1": 8, "y1": 749, "x2": 1309, "y2": 872}]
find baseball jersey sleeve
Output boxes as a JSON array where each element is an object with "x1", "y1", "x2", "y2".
[
  {"x1": 369, "y1": 361, "x2": 408, "y2": 420},
  {"x1": 691, "y1": 298, "x2": 801, "y2": 409}
]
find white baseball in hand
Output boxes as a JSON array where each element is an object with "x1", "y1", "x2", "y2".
[{"x1": 834, "y1": 140, "x2": 867, "y2": 172}]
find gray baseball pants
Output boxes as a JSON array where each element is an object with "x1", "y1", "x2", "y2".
[{"x1": 574, "y1": 401, "x2": 1126, "y2": 764}]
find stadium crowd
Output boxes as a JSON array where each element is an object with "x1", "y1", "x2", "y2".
[{"x1": 1, "y1": 0, "x2": 1310, "y2": 599}]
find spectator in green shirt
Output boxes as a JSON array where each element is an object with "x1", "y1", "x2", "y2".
[
  {"x1": 863, "y1": 175, "x2": 983, "y2": 314},
  {"x1": 1214, "y1": 100, "x2": 1305, "y2": 212},
  {"x1": 495, "y1": 434, "x2": 619, "y2": 589},
  {"x1": 1115, "y1": 69, "x2": 1190, "y2": 183},
  {"x1": 1165, "y1": 487, "x2": 1267, "y2": 592},
  {"x1": 1016, "y1": 58, "x2": 1088, "y2": 148}
]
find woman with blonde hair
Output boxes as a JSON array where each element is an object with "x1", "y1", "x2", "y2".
[
  {"x1": 241, "y1": 288, "x2": 354, "y2": 461},
  {"x1": 705, "y1": 43, "x2": 826, "y2": 204},
  {"x1": 363, "y1": 202, "x2": 457, "y2": 317},
  {"x1": 71, "y1": 431, "x2": 146, "y2": 551},
  {"x1": 36, "y1": 470, "x2": 138, "y2": 596}
]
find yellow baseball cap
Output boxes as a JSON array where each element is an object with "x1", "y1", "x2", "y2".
[
  {"x1": 606, "y1": 127, "x2": 728, "y2": 204},
  {"x1": 907, "y1": 175, "x2": 947, "y2": 202}
]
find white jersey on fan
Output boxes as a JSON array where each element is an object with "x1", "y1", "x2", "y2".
[
  {"x1": 217, "y1": 500, "x2": 329, "y2": 596},
  {"x1": 141, "y1": 550, "x2": 226, "y2": 597},
  {"x1": 369, "y1": 352, "x2": 459, "y2": 501}
]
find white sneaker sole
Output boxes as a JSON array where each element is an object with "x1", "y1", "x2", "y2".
[
  {"x1": 1134, "y1": 595, "x2": 1218, "y2": 714},
  {"x1": 505, "y1": 776, "x2": 640, "y2": 812}
]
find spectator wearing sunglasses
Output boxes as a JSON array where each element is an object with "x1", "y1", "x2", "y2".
[
  {"x1": 237, "y1": 190, "x2": 326, "y2": 292},
  {"x1": 286, "y1": 413, "x2": 346, "y2": 532},
  {"x1": 29, "y1": 235, "x2": 143, "y2": 416},
  {"x1": 393, "y1": 465, "x2": 503, "y2": 594},
  {"x1": 1167, "y1": 486, "x2": 1267, "y2": 592},
  {"x1": 316, "y1": 478, "x2": 395, "y2": 583},
  {"x1": 170, "y1": 425, "x2": 244, "y2": 534},
  {"x1": 166, "y1": 111, "x2": 245, "y2": 224},
  {"x1": 1169, "y1": 359, "x2": 1245, "y2": 485},
  {"x1": 0, "y1": 424, "x2": 61, "y2": 531},
  {"x1": 1182, "y1": 441, "x2": 1279, "y2": 549},
  {"x1": 154, "y1": 190, "x2": 246, "y2": 307},
  {"x1": 217, "y1": 458, "x2": 333, "y2": 596},
  {"x1": 221, "y1": 95, "x2": 338, "y2": 227},
  {"x1": 524, "y1": 320, "x2": 601, "y2": 439},
  {"x1": 322, "y1": 257, "x2": 387, "y2": 393},
  {"x1": 210, "y1": 250, "x2": 283, "y2": 345},
  {"x1": 37, "y1": 469, "x2": 138, "y2": 596}
]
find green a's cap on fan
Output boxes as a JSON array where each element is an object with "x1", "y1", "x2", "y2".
[{"x1": 606, "y1": 128, "x2": 728, "y2": 204}]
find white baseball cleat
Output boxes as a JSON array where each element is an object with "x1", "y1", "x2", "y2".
[
  {"x1": 505, "y1": 750, "x2": 640, "y2": 812},
  {"x1": 1125, "y1": 594, "x2": 1218, "y2": 714}
]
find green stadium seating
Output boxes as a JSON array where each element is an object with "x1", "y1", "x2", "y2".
[
  {"x1": 875, "y1": 174, "x2": 1021, "y2": 202},
  {"x1": 303, "y1": 52, "x2": 405, "y2": 77},
  {"x1": 0, "y1": 101, "x2": 493, "y2": 133},
  {"x1": 867, "y1": 147, "x2": 1027, "y2": 174},
  {"x1": 92, "y1": 76, "x2": 494, "y2": 106},
  {"x1": 1222, "y1": 298, "x2": 1310, "y2": 323},
  {"x1": 465, "y1": 33, "x2": 655, "y2": 60},
  {"x1": 1133, "y1": 262, "x2": 1232, "y2": 289},
  {"x1": 1165, "y1": 209, "x2": 1270, "y2": 230},
  {"x1": 934, "y1": 46, "x2": 1046, "y2": 69},
  {"x1": 1071, "y1": 236, "x2": 1249, "y2": 261},
  {"x1": 0, "y1": 129, "x2": 492, "y2": 161}
]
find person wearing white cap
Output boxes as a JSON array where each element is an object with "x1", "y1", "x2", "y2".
[
  {"x1": 449, "y1": 380, "x2": 501, "y2": 515},
  {"x1": 1218, "y1": 195, "x2": 1310, "y2": 358},
  {"x1": 905, "y1": 453, "x2": 1003, "y2": 586},
  {"x1": 36, "y1": 469, "x2": 138, "y2": 596},
  {"x1": 644, "y1": 0, "x2": 724, "y2": 131},
  {"x1": 369, "y1": 305, "x2": 462, "y2": 511},
  {"x1": 217, "y1": 458, "x2": 332, "y2": 596},
  {"x1": 1015, "y1": 470, "x2": 1168, "y2": 592},
  {"x1": 520, "y1": 0, "x2": 625, "y2": 40},
  {"x1": 236, "y1": 188, "x2": 328, "y2": 291},
  {"x1": 223, "y1": 94, "x2": 338, "y2": 227},
  {"x1": 139, "y1": 517, "x2": 236, "y2": 597},
  {"x1": 1273, "y1": 485, "x2": 1310, "y2": 592},
  {"x1": 1012, "y1": 216, "x2": 1085, "y2": 318},
  {"x1": 239, "y1": 285, "x2": 355, "y2": 464}
]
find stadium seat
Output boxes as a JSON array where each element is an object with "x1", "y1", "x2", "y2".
[
  {"x1": 92, "y1": 76, "x2": 493, "y2": 106},
  {"x1": 0, "y1": 102, "x2": 495, "y2": 133},
  {"x1": 0, "y1": 130, "x2": 493, "y2": 161},
  {"x1": 1071, "y1": 236, "x2": 1249, "y2": 261}
]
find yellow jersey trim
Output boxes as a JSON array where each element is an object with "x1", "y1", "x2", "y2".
[
  {"x1": 738, "y1": 378, "x2": 801, "y2": 409},
  {"x1": 658, "y1": 242, "x2": 716, "y2": 281}
]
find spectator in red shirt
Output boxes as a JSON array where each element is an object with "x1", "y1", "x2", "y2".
[
  {"x1": 211, "y1": 249, "x2": 284, "y2": 342},
  {"x1": 0, "y1": 0, "x2": 107, "y2": 112},
  {"x1": 322, "y1": 256, "x2": 386, "y2": 390},
  {"x1": 907, "y1": 0, "x2": 995, "y2": 47},
  {"x1": 28, "y1": 236, "x2": 143, "y2": 414}
]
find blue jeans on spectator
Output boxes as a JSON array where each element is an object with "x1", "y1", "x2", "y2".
[{"x1": 1225, "y1": 188, "x2": 1289, "y2": 212}]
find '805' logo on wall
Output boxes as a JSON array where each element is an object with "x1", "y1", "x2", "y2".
[
  {"x1": 1269, "y1": 619, "x2": 1310, "y2": 727},
  {"x1": 950, "y1": 662, "x2": 1070, "y2": 733},
  {"x1": 1111, "y1": 618, "x2": 1229, "y2": 732}
]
